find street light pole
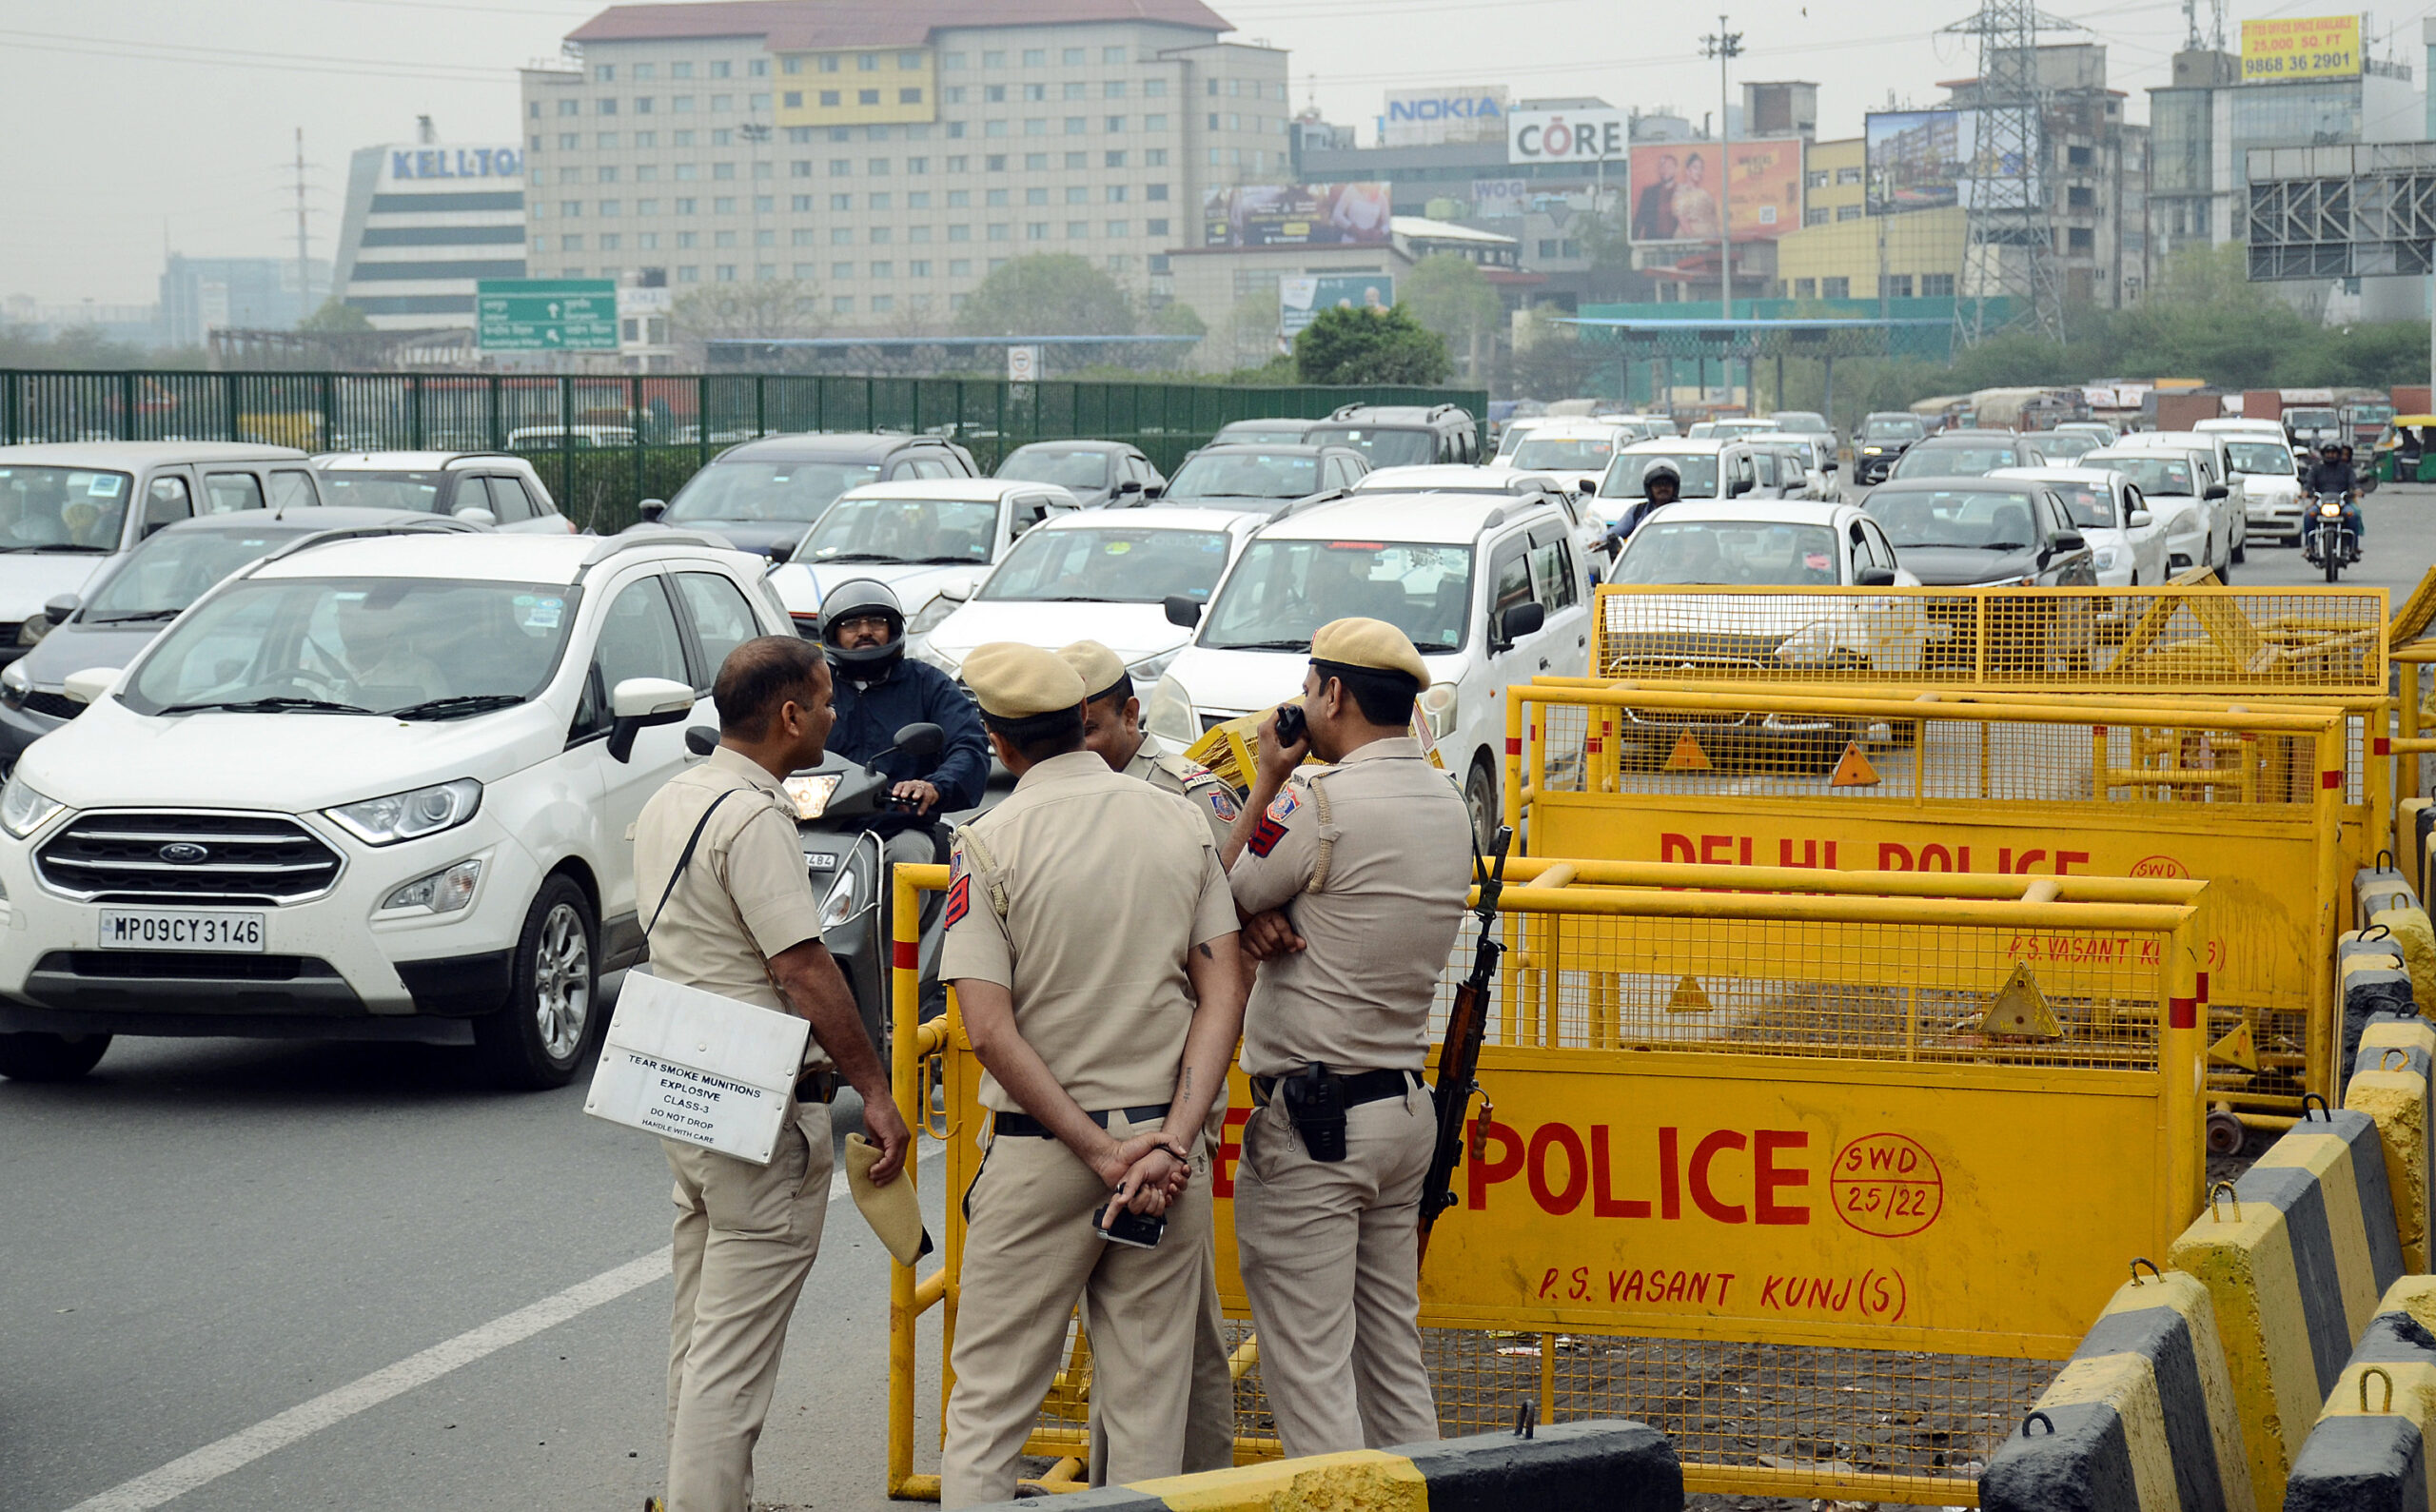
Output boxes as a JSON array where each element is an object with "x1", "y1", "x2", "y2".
[{"x1": 1701, "y1": 15, "x2": 1743, "y2": 394}]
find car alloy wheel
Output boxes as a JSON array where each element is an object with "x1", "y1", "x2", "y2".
[{"x1": 533, "y1": 901, "x2": 593, "y2": 1061}]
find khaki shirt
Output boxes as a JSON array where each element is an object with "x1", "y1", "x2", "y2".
[
  {"x1": 941, "y1": 750, "x2": 1237, "y2": 1112},
  {"x1": 1124, "y1": 732, "x2": 1242, "y2": 848},
  {"x1": 1227, "y1": 737, "x2": 1470, "y2": 1077},
  {"x1": 633, "y1": 745, "x2": 833, "y2": 1069}
]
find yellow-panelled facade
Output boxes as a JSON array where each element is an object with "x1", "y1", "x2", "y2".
[
  {"x1": 774, "y1": 48, "x2": 938, "y2": 129},
  {"x1": 1775, "y1": 206, "x2": 1966, "y2": 302}
]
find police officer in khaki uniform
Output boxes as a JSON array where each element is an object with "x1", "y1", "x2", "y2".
[
  {"x1": 1058, "y1": 638, "x2": 1239, "y2": 1479},
  {"x1": 633, "y1": 636, "x2": 913, "y2": 1512},
  {"x1": 1061, "y1": 638, "x2": 1241, "y2": 849},
  {"x1": 1220, "y1": 618, "x2": 1470, "y2": 1461},
  {"x1": 938, "y1": 643, "x2": 1248, "y2": 1508}
]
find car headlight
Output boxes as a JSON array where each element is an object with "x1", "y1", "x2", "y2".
[
  {"x1": 1862, "y1": 446, "x2": 1883, "y2": 455},
  {"x1": 0, "y1": 772, "x2": 64, "y2": 838},
  {"x1": 1419, "y1": 681, "x2": 1458, "y2": 740},
  {"x1": 905, "y1": 595, "x2": 959, "y2": 638},
  {"x1": 324, "y1": 778, "x2": 482, "y2": 845},
  {"x1": 382, "y1": 858, "x2": 483, "y2": 913},
  {"x1": 2094, "y1": 547, "x2": 2120, "y2": 569},
  {"x1": 1128, "y1": 647, "x2": 1182, "y2": 685},
  {"x1": 818, "y1": 865, "x2": 859, "y2": 929},
  {"x1": 1145, "y1": 672, "x2": 1197, "y2": 746},
  {"x1": 913, "y1": 640, "x2": 962, "y2": 676},
  {"x1": 1, "y1": 660, "x2": 29, "y2": 696}
]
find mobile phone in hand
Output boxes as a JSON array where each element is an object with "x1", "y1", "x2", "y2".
[
  {"x1": 1093, "y1": 1201, "x2": 1167, "y2": 1249},
  {"x1": 1273, "y1": 702, "x2": 1307, "y2": 747}
]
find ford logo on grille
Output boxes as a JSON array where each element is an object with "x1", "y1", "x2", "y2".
[{"x1": 158, "y1": 842, "x2": 210, "y2": 865}]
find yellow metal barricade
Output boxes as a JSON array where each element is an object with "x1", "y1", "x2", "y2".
[
  {"x1": 883, "y1": 859, "x2": 2207, "y2": 1507},
  {"x1": 1507, "y1": 685, "x2": 2350, "y2": 1119}
]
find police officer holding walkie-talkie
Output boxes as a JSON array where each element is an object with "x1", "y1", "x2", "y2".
[{"x1": 1220, "y1": 617, "x2": 1472, "y2": 1460}]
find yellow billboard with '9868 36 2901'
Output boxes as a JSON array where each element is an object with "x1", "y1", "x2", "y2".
[{"x1": 2240, "y1": 14, "x2": 2361, "y2": 82}]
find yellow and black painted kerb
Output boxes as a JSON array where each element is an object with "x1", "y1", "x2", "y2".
[
  {"x1": 1980, "y1": 1269, "x2": 2257, "y2": 1512},
  {"x1": 2168, "y1": 1106, "x2": 2406, "y2": 1505},
  {"x1": 2348, "y1": 1013, "x2": 2436, "y2": 1273},
  {"x1": 2285, "y1": 1275, "x2": 2436, "y2": 1511},
  {"x1": 2338, "y1": 927, "x2": 2416, "y2": 1101},
  {"x1": 956, "y1": 1421, "x2": 1683, "y2": 1512}
]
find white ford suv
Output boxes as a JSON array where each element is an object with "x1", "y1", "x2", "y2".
[{"x1": 0, "y1": 530, "x2": 791, "y2": 1087}]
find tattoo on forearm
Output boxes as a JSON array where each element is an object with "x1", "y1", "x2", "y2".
[
  {"x1": 1181, "y1": 1067, "x2": 1194, "y2": 1100},
  {"x1": 1196, "y1": 942, "x2": 1213, "y2": 959}
]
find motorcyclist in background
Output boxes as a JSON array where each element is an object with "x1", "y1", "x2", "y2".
[
  {"x1": 2306, "y1": 442, "x2": 2364, "y2": 551},
  {"x1": 1601, "y1": 461, "x2": 1684, "y2": 558}
]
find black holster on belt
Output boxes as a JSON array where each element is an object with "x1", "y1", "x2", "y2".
[{"x1": 1280, "y1": 1061, "x2": 1349, "y2": 1163}]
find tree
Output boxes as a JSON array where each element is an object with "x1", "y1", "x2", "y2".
[
  {"x1": 297, "y1": 297, "x2": 373, "y2": 334},
  {"x1": 671, "y1": 279, "x2": 822, "y2": 360},
  {"x1": 1293, "y1": 304, "x2": 1452, "y2": 385},
  {"x1": 1402, "y1": 253, "x2": 1505, "y2": 382},
  {"x1": 954, "y1": 254, "x2": 1136, "y2": 337},
  {"x1": 1507, "y1": 306, "x2": 1604, "y2": 402}
]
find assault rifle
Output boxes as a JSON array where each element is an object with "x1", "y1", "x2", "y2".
[{"x1": 1418, "y1": 822, "x2": 1511, "y2": 1263}]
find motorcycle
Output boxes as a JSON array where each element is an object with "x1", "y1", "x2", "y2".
[
  {"x1": 2302, "y1": 491, "x2": 2358, "y2": 582},
  {"x1": 684, "y1": 719, "x2": 945, "y2": 1059}
]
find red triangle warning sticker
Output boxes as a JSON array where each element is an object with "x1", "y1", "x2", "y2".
[
  {"x1": 1829, "y1": 741, "x2": 1880, "y2": 788},
  {"x1": 1664, "y1": 731, "x2": 1713, "y2": 772}
]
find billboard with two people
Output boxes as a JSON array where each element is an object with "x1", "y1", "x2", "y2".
[{"x1": 1627, "y1": 140, "x2": 1802, "y2": 244}]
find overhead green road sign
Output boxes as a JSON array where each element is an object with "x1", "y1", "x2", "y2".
[{"x1": 477, "y1": 279, "x2": 619, "y2": 351}]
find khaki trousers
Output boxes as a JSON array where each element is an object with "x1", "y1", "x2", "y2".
[
  {"x1": 1233, "y1": 1085, "x2": 1439, "y2": 1461},
  {"x1": 662, "y1": 1101, "x2": 835, "y2": 1512},
  {"x1": 941, "y1": 1111, "x2": 1209, "y2": 1508},
  {"x1": 1086, "y1": 1098, "x2": 1237, "y2": 1482}
]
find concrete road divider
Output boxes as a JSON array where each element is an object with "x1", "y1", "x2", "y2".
[
  {"x1": 2399, "y1": 797, "x2": 2433, "y2": 895},
  {"x1": 2348, "y1": 1014, "x2": 2436, "y2": 1273},
  {"x1": 2355, "y1": 861, "x2": 2417, "y2": 923},
  {"x1": 2282, "y1": 1275, "x2": 2436, "y2": 1511},
  {"x1": 2370, "y1": 901, "x2": 2436, "y2": 1018},
  {"x1": 2167, "y1": 1108, "x2": 2405, "y2": 1505},
  {"x1": 1981, "y1": 1268, "x2": 2256, "y2": 1512},
  {"x1": 2337, "y1": 929, "x2": 2413, "y2": 1101},
  {"x1": 961, "y1": 1420, "x2": 1684, "y2": 1512}
]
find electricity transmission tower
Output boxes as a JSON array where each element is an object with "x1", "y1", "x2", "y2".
[{"x1": 1938, "y1": 0, "x2": 2082, "y2": 344}]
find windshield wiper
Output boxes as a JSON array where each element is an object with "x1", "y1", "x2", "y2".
[
  {"x1": 1041, "y1": 595, "x2": 1115, "y2": 602},
  {"x1": 0, "y1": 542, "x2": 105, "y2": 554},
  {"x1": 1209, "y1": 638, "x2": 1312, "y2": 651},
  {"x1": 385, "y1": 693, "x2": 527, "y2": 721},
  {"x1": 807, "y1": 551, "x2": 903, "y2": 563},
  {"x1": 158, "y1": 696, "x2": 372, "y2": 715},
  {"x1": 87, "y1": 608, "x2": 183, "y2": 624},
  {"x1": 913, "y1": 555, "x2": 982, "y2": 564}
]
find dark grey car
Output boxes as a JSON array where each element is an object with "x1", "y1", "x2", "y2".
[
  {"x1": 0, "y1": 509, "x2": 478, "y2": 764},
  {"x1": 1150, "y1": 443, "x2": 1369, "y2": 514},
  {"x1": 646, "y1": 432, "x2": 979, "y2": 560},
  {"x1": 994, "y1": 440, "x2": 1165, "y2": 508}
]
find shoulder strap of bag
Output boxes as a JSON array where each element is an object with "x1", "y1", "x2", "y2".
[{"x1": 645, "y1": 789, "x2": 738, "y2": 938}]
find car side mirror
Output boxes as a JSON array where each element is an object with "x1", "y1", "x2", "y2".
[
  {"x1": 1856, "y1": 565, "x2": 1897, "y2": 587},
  {"x1": 2204, "y1": 483, "x2": 2228, "y2": 501},
  {"x1": 453, "y1": 505, "x2": 498, "y2": 527},
  {"x1": 2130, "y1": 509, "x2": 2153, "y2": 527},
  {"x1": 1163, "y1": 594, "x2": 1203, "y2": 629},
  {"x1": 1821, "y1": 460, "x2": 1839, "y2": 473},
  {"x1": 43, "y1": 593, "x2": 80, "y2": 625},
  {"x1": 893, "y1": 721, "x2": 946, "y2": 759},
  {"x1": 608, "y1": 676, "x2": 695, "y2": 762},
  {"x1": 1116, "y1": 479, "x2": 1144, "y2": 496},
  {"x1": 1496, "y1": 601, "x2": 1545, "y2": 647},
  {"x1": 1727, "y1": 478, "x2": 1754, "y2": 498},
  {"x1": 62, "y1": 666, "x2": 120, "y2": 706},
  {"x1": 1140, "y1": 484, "x2": 1164, "y2": 501},
  {"x1": 1579, "y1": 476, "x2": 1602, "y2": 496},
  {"x1": 684, "y1": 724, "x2": 719, "y2": 757},
  {"x1": 638, "y1": 499, "x2": 668, "y2": 522},
  {"x1": 2053, "y1": 530, "x2": 2087, "y2": 554}
]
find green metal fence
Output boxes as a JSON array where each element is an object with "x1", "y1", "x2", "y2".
[{"x1": 0, "y1": 370, "x2": 1486, "y2": 534}]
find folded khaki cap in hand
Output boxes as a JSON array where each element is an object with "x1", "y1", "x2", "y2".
[{"x1": 845, "y1": 1132, "x2": 933, "y2": 1266}]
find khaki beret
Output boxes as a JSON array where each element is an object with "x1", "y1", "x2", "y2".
[
  {"x1": 1311, "y1": 617, "x2": 1428, "y2": 685},
  {"x1": 1056, "y1": 639, "x2": 1130, "y2": 701},
  {"x1": 963, "y1": 641, "x2": 1086, "y2": 718}
]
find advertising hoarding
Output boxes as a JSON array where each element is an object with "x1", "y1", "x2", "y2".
[
  {"x1": 1384, "y1": 87, "x2": 1508, "y2": 147},
  {"x1": 1202, "y1": 183, "x2": 1392, "y2": 247},
  {"x1": 1508, "y1": 108, "x2": 1629, "y2": 166},
  {"x1": 1470, "y1": 179, "x2": 1533, "y2": 213},
  {"x1": 2240, "y1": 14, "x2": 2361, "y2": 81},
  {"x1": 1280, "y1": 273, "x2": 1396, "y2": 338},
  {"x1": 1627, "y1": 139, "x2": 1803, "y2": 244},
  {"x1": 1865, "y1": 110, "x2": 1961, "y2": 215}
]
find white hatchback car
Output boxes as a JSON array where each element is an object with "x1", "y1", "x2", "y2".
[
  {"x1": 0, "y1": 530, "x2": 791, "y2": 1086},
  {"x1": 1989, "y1": 466, "x2": 2168, "y2": 587},
  {"x1": 1145, "y1": 491, "x2": 1593, "y2": 844},
  {"x1": 1350, "y1": 464, "x2": 1606, "y2": 599},
  {"x1": 2077, "y1": 447, "x2": 2232, "y2": 579},
  {"x1": 767, "y1": 478, "x2": 1083, "y2": 641},
  {"x1": 915, "y1": 506, "x2": 1263, "y2": 690}
]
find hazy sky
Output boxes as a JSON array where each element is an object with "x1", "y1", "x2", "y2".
[{"x1": 0, "y1": 0, "x2": 2395, "y2": 304}]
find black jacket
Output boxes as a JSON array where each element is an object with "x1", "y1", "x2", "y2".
[
  {"x1": 2308, "y1": 459, "x2": 2357, "y2": 496},
  {"x1": 830, "y1": 657, "x2": 990, "y2": 833}
]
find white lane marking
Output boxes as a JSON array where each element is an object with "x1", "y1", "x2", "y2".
[{"x1": 65, "y1": 1143, "x2": 939, "y2": 1512}]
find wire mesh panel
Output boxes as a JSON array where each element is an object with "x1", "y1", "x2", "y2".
[{"x1": 1593, "y1": 583, "x2": 2388, "y2": 696}]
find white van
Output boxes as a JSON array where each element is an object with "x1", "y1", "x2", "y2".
[
  {"x1": 0, "y1": 442, "x2": 325, "y2": 669},
  {"x1": 1144, "y1": 491, "x2": 1593, "y2": 843},
  {"x1": 0, "y1": 530, "x2": 793, "y2": 1087}
]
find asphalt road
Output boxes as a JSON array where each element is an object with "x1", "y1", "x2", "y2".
[{"x1": 7, "y1": 497, "x2": 2432, "y2": 1512}]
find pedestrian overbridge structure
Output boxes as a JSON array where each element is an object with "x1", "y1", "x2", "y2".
[{"x1": 874, "y1": 573, "x2": 2436, "y2": 1508}]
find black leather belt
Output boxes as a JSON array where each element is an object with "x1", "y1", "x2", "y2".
[
  {"x1": 1249, "y1": 1068, "x2": 1421, "y2": 1109},
  {"x1": 992, "y1": 1102, "x2": 1169, "y2": 1138},
  {"x1": 795, "y1": 1068, "x2": 840, "y2": 1104}
]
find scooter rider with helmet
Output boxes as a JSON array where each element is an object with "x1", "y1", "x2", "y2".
[{"x1": 1601, "y1": 460, "x2": 1684, "y2": 558}]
